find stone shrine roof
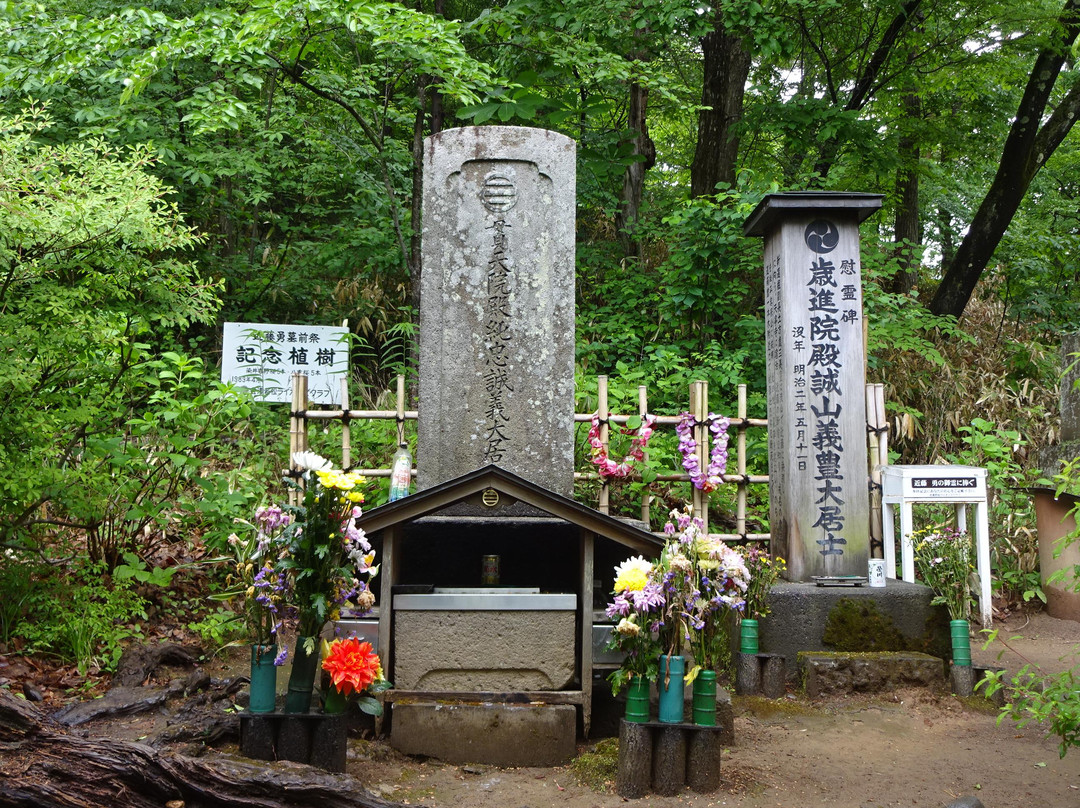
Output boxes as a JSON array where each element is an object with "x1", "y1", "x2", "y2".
[{"x1": 355, "y1": 464, "x2": 662, "y2": 555}]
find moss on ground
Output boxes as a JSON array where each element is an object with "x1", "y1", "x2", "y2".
[{"x1": 569, "y1": 737, "x2": 618, "y2": 792}]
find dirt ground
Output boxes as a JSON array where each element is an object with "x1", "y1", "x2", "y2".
[
  {"x1": 342, "y1": 610, "x2": 1080, "y2": 808},
  {"x1": 5, "y1": 610, "x2": 1078, "y2": 808}
]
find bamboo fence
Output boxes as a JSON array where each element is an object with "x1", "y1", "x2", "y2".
[{"x1": 288, "y1": 373, "x2": 890, "y2": 547}]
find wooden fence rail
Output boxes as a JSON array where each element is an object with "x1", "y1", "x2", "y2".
[{"x1": 289, "y1": 373, "x2": 889, "y2": 547}]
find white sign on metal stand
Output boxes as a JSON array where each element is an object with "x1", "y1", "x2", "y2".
[{"x1": 880, "y1": 465, "x2": 992, "y2": 626}]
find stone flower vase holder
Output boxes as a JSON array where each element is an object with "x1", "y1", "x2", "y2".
[{"x1": 734, "y1": 618, "x2": 787, "y2": 697}]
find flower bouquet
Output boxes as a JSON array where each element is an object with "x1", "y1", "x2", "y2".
[
  {"x1": 913, "y1": 526, "x2": 974, "y2": 621},
  {"x1": 280, "y1": 451, "x2": 379, "y2": 712},
  {"x1": 605, "y1": 506, "x2": 749, "y2": 723},
  {"x1": 221, "y1": 504, "x2": 292, "y2": 713},
  {"x1": 223, "y1": 504, "x2": 292, "y2": 651},
  {"x1": 740, "y1": 545, "x2": 786, "y2": 621},
  {"x1": 913, "y1": 526, "x2": 975, "y2": 671},
  {"x1": 320, "y1": 636, "x2": 391, "y2": 715}
]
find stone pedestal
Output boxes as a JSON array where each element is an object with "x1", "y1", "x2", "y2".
[
  {"x1": 239, "y1": 712, "x2": 347, "y2": 773},
  {"x1": 390, "y1": 702, "x2": 576, "y2": 766},
  {"x1": 758, "y1": 580, "x2": 950, "y2": 678}
]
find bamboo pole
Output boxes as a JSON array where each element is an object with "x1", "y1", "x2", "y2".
[
  {"x1": 736, "y1": 384, "x2": 748, "y2": 539},
  {"x1": 341, "y1": 375, "x2": 351, "y2": 470},
  {"x1": 866, "y1": 383, "x2": 883, "y2": 558},
  {"x1": 598, "y1": 375, "x2": 610, "y2": 515},
  {"x1": 638, "y1": 384, "x2": 650, "y2": 527},
  {"x1": 396, "y1": 374, "x2": 406, "y2": 446},
  {"x1": 690, "y1": 380, "x2": 707, "y2": 530}
]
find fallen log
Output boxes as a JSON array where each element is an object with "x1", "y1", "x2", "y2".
[{"x1": 0, "y1": 689, "x2": 404, "y2": 808}]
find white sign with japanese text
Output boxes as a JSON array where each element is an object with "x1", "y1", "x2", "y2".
[{"x1": 221, "y1": 322, "x2": 349, "y2": 405}]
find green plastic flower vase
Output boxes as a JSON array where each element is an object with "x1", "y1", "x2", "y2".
[
  {"x1": 657, "y1": 654, "x2": 685, "y2": 724},
  {"x1": 740, "y1": 618, "x2": 760, "y2": 655},
  {"x1": 284, "y1": 636, "x2": 320, "y2": 713},
  {"x1": 248, "y1": 644, "x2": 278, "y2": 714},
  {"x1": 624, "y1": 675, "x2": 650, "y2": 723},
  {"x1": 323, "y1": 684, "x2": 348, "y2": 715},
  {"x1": 692, "y1": 669, "x2": 718, "y2": 726},
  {"x1": 950, "y1": 619, "x2": 972, "y2": 667}
]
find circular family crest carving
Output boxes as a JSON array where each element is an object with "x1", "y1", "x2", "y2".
[
  {"x1": 804, "y1": 219, "x2": 839, "y2": 253},
  {"x1": 482, "y1": 488, "x2": 500, "y2": 507},
  {"x1": 480, "y1": 174, "x2": 517, "y2": 213}
]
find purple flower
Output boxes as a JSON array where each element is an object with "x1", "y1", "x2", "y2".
[{"x1": 273, "y1": 647, "x2": 288, "y2": 666}]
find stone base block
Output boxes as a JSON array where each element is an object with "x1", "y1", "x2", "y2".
[
  {"x1": 394, "y1": 609, "x2": 575, "y2": 690},
  {"x1": 799, "y1": 651, "x2": 946, "y2": 698},
  {"x1": 390, "y1": 702, "x2": 576, "y2": 766},
  {"x1": 759, "y1": 580, "x2": 950, "y2": 678},
  {"x1": 239, "y1": 712, "x2": 347, "y2": 772},
  {"x1": 735, "y1": 653, "x2": 787, "y2": 698}
]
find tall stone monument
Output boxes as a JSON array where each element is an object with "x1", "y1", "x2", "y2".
[
  {"x1": 418, "y1": 126, "x2": 576, "y2": 495},
  {"x1": 744, "y1": 193, "x2": 882, "y2": 581}
]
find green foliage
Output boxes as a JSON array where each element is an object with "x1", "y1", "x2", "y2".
[
  {"x1": 982, "y1": 650, "x2": 1080, "y2": 758},
  {"x1": 0, "y1": 106, "x2": 223, "y2": 553},
  {"x1": 17, "y1": 561, "x2": 147, "y2": 675},
  {"x1": 0, "y1": 549, "x2": 45, "y2": 648},
  {"x1": 188, "y1": 606, "x2": 246, "y2": 649}
]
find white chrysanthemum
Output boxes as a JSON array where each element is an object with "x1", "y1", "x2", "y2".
[{"x1": 292, "y1": 451, "x2": 333, "y2": 472}]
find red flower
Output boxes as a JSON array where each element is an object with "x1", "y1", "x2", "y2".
[{"x1": 322, "y1": 637, "x2": 381, "y2": 697}]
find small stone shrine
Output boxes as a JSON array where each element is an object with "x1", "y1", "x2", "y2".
[{"x1": 351, "y1": 126, "x2": 668, "y2": 768}]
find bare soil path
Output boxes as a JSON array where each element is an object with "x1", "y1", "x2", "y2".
[{"x1": 3, "y1": 611, "x2": 1077, "y2": 808}]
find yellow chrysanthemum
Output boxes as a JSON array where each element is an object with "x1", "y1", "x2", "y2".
[{"x1": 613, "y1": 555, "x2": 653, "y2": 593}]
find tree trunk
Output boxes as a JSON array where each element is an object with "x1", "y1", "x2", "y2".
[
  {"x1": 929, "y1": 0, "x2": 1080, "y2": 318},
  {"x1": 0, "y1": 689, "x2": 404, "y2": 808},
  {"x1": 690, "y1": 18, "x2": 751, "y2": 198},
  {"x1": 891, "y1": 93, "x2": 922, "y2": 295},
  {"x1": 811, "y1": 0, "x2": 924, "y2": 180},
  {"x1": 615, "y1": 80, "x2": 654, "y2": 257}
]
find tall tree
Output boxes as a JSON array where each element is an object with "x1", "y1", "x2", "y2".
[{"x1": 930, "y1": 0, "x2": 1080, "y2": 318}]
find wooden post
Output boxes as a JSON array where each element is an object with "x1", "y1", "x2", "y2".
[
  {"x1": 651, "y1": 725, "x2": 688, "y2": 796},
  {"x1": 737, "y1": 384, "x2": 748, "y2": 538},
  {"x1": 639, "y1": 384, "x2": 650, "y2": 527},
  {"x1": 580, "y1": 528, "x2": 594, "y2": 738},
  {"x1": 598, "y1": 375, "x2": 610, "y2": 515},
  {"x1": 866, "y1": 383, "x2": 882, "y2": 558}
]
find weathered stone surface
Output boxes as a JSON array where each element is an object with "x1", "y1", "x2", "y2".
[
  {"x1": 418, "y1": 126, "x2": 576, "y2": 495},
  {"x1": 758, "y1": 580, "x2": 950, "y2": 678},
  {"x1": 390, "y1": 702, "x2": 576, "y2": 766},
  {"x1": 393, "y1": 609, "x2": 575, "y2": 690},
  {"x1": 744, "y1": 193, "x2": 881, "y2": 580},
  {"x1": 951, "y1": 663, "x2": 975, "y2": 697},
  {"x1": 799, "y1": 651, "x2": 945, "y2": 698},
  {"x1": 1061, "y1": 332, "x2": 1080, "y2": 442}
]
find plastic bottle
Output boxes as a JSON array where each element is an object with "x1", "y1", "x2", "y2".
[{"x1": 388, "y1": 443, "x2": 412, "y2": 501}]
